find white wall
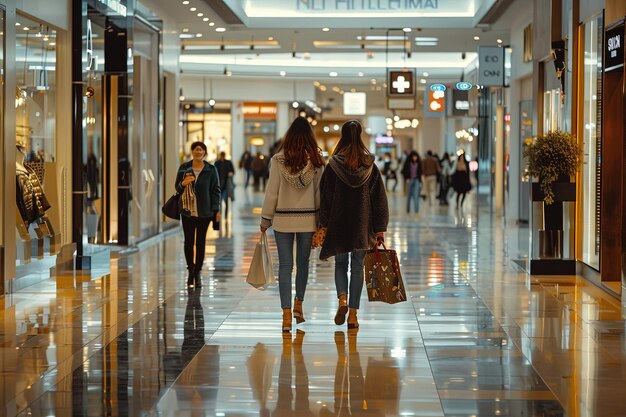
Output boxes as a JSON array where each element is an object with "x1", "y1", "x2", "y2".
[{"x1": 180, "y1": 77, "x2": 316, "y2": 102}]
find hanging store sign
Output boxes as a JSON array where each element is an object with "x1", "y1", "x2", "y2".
[
  {"x1": 605, "y1": 23, "x2": 624, "y2": 72},
  {"x1": 452, "y1": 89, "x2": 469, "y2": 116},
  {"x1": 430, "y1": 83, "x2": 446, "y2": 91},
  {"x1": 388, "y1": 70, "x2": 415, "y2": 97},
  {"x1": 478, "y1": 46, "x2": 505, "y2": 86},
  {"x1": 455, "y1": 81, "x2": 472, "y2": 90},
  {"x1": 239, "y1": 0, "x2": 475, "y2": 16}
]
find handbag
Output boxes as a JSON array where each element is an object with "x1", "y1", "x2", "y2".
[
  {"x1": 161, "y1": 193, "x2": 180, "y2": 219},
  {"x1": 246, "y1": 232, "x2": 275, "y2": 289},
  {"x1": 364, "y1": 241, "x2": 407, "y2": 304},
  {"x1": 311, "y1": 226, "x2": 327, "y2": 248}
]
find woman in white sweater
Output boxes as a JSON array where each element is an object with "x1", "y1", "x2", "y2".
[{"x1": 260, "y1": 117, "x2": 325, "y2": 332}]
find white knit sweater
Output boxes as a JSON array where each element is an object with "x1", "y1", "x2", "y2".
[{"x1": 261, "y1": 153, "x2": 324, "y2": 233}]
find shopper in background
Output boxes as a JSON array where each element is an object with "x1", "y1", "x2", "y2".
[
  {"x1": 175, "y1": 141, "x2": 221, "y2": 289},
  {"x1": 215, "y1": 151, "x2": 235, "y2": 218},
  {"x1": 260, "y1": 116, "x2": 325, "y2": 332},
  {"x1": 251, "y1": 153, "x2": 268, "y2": 192},
  {"x1": 319, "y1": 120, "x2": 389, "y2": 330},
  {"x1": 451, "y1": 153, "x2": 472, "y2": 210},
  {"x1": 239, "y1": 150, "x2": 253, "y2": 189},
  {"x1": 382, "y1": 152, "x2": 398, "y2": 192},
  {"x1": 402, "y1": 151, "x2": 422, "y2": 214},
  {"x1": 439, "y1": 152, "x2": 453, "y2": 206},
  {"x1": 421, "y1": 150, "x2": 441, "y2": 207}
]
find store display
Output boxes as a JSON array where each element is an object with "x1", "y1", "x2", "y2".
[{"x1": 16, "y1": 148, "x2": 51, "y2": 227}]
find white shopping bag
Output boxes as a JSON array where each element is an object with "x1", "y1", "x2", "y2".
[{"x1": 246, "y1": 232, "x2": 275, "y2": 289}]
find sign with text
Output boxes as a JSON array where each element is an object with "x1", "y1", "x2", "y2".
[
  {"x1": 605, "y1": 23, "x2": 624, "y2": 72},
  {"x1": 452, "y1": 89, "x2": 469, "y2": 116},
  {"x1": 478, "y1": 46, "x2": 505, "y2": 86},
  {"x1": 343, "y1": 92, "x2": 367, "y2": 115},
  {"x1": 241, "y1": 0, "x2": 475, "y2": 17},
  {"x1": 388, "y1": 70, "x2": 415, "y2": 97}
]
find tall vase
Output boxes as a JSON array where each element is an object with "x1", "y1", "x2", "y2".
[{"x1": 538, "y1": 174, "x2": 569, "y2": 259}]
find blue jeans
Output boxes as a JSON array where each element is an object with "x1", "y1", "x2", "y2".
[
  {"x1": 274, "y1": 231, "x2": 314, "y2": 309},
  {"x1": 407, "y1": 179, "x2": 421, "y2": 213},
  {"x1": 335, "y1": 250, "x2": 366, "y2": 309}
]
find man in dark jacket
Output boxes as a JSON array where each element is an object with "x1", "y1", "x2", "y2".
[{"x1": 215, "y1": 151, "x2": 235, "y2": 217}]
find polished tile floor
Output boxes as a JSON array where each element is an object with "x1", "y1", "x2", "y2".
[{"x1": 2, "y1": 189, "x2": 625, "y2": 417}]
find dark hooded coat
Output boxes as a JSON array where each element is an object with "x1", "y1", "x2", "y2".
[{"x1": 319, "y1": 154, "x2": 389, "y2": 260}]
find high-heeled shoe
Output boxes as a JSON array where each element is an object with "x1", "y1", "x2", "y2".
[
  {"x1": 194, "y1": 267, "x2": 202, "y2": 288},
  {"x1": 187, "y1": 269, "x2": 195, "y2": 289},
  {"x1": 293, "y1": 298, "x2": 305, "y2": 324},
  {"x1": 282, "y1": 308, "x2": 292, "y2": 332},
  {"x1": 334, "y1": 294, "x2": 348, "y2": 325},
  {"x1": 347, "y1": 308, "x2": 359, "y2": 329}
]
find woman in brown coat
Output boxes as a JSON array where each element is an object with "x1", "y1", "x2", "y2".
[{"x1": 319, "y1": 120, "x2": 389, "y2": 329}]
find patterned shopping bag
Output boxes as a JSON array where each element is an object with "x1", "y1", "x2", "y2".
[{"x1": 364, "y1": 242, "x2": 407, "y2": 304}]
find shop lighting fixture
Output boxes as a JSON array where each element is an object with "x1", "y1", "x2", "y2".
[
  {"x1": 333, "y1": 124, "x2": 340, "y2": 131},
  {"x1": 322, "y1": 27, "x2": 330, "y2": 32},
  {"x1": 15, "y1": 22, "x2": 20, "y2": 26},
  {"x1": 385, "y1": 118, "x2": 393, "y2": 124},
  {"x1": 43, "y1": 35, "x2": 49, "y2": 41},
  {"x1": 496, "y1": 38, "x2": 503, "y2": 44},
  {"x1": 197, "y1": 12, "x2": 203, "y2": 17},
  {"x1": 319, "y1": 85, "x2": 327, "y2": 91},
  {"x1": 329, "y1": 71, "x2": 338, "y2": 77},
  {"x1": 215, "y1": 27, "x2": 226, "y2": 32},
  {"x1": 182, "y1": 0, "x2": 189, "y2": 3},
  {"x1": 323, "y1": 126, "x2": 330, "y2": 133},
  {"x1": 420, "y1": 79, "x2": 427, "y2": 84},
  {"x1": 208, "y1": 99, "x2": 216, "y2": 107},
  {"x1": 179, "y1": 34, "x2": 194, "y2": 39},
  {"x1": 195, "y1": 33, "x2": 203, "y2": 38},
  {"x1": 280, "y1": 70, "x2": 286, "y2": 76},
  {"x1": 23, "y1": 27, "x2": 29, "y2": 31},
  {"x1": 414, "y1": 37, "x2": 438, "y2": 46},
  {"x1": 203, "y1": 17, "x2": 209, "y2": 21},
  {"x1": 49, "y1": 42, "x2": 56, "y2": 46},
  {"x1": 403, "y1": 27, "x2": 412, "y2": 32},
  {"x1": 357, "y1": 35, "x2": 404, "y2": 41},
  {"x1": 292, "y1": 101, "x2": 300, "y2": 108},
  {"x1": 370, "y1": 79, "x2": 376, "y2": 84},
  {"x1": 209, "y1": 22, "x2": 215, "y2": 27},
  {"x1": 473, "y1": 36, "x2": 480, "y2": 41},
  {"x1": 183, "y1": 28, "x2": 189, "y2": 32},
  {"x1": 190, "y1": 7, "x2": 196, "y2": 11},
  {"x1": 268, "y1": 36, "x2": 274, "y2": 41}
]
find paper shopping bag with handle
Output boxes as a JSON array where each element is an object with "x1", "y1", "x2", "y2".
[
  {"x1": 246, "y1": 232, "x2": 275, "y2": 289},
  {"x1": 364, "y1": 242, "x2": 407, "y2": 304}
]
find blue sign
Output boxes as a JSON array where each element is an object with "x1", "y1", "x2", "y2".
[
  {"x1": 456, "y1": 81, "x2": 473, "y2": 90},
  {"x1": 429, "y1": 83, "x2": 447, "y2": 92}
]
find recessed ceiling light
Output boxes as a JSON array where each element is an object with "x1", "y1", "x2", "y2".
[
  {"x1": 183, "y1": 28, "x2": 189, "y2": 33},
  {"x1": 182, "y1": 0, "x2": 189, "y2": 3},
  {"x1": 197, "y1": 12, "x2": 203, "y2": 17},
  {"x1": 23, "y1": 27, "x2": 29, "y2": 31},
  {"x1": 196, "y1": 33, "x2": 203, "y2": 38},
  {"x1": 371, "y1": 79, "x2": 377, "y2": 84},
  {"x1": 190, "y1": 7, "x2": 196, "y2": 11},
  {"x1": 15, "y1": 22, "x2": 20, "y2": 26},
  {"x1": 209, "y1": 22, "x2": 215, "y2": 26},
  {"x1": 403, "y1": 27, "x2": 412, "y2": 32},
  {"x1": 329, "y1": 71, "x2": 338, "y2": 77},
  {"x1": 473, "y1": 35, "x2": 480, "y2": 41},
  {"x1": 420, "y1": 78, "x2": 427, "y2": 84},
  {"x1": 322, "y1": 27, "x2": 330, "y2": 32},
  {"x1": 358, "y1": 72, "x2": 364, "y2": 77},
  {"x1": 215, "y1": 27, "x2": 226, "y2": 32},
  {"x1": 280, "y1": 71, "x2": 286, "y2": 76},
  {"x1": 203, "y1": 17, "x2": 209, "y2": 21},
  {"x1": 268, "y1": 36, "x2": 274, "y2": 41},
  {"x1": 422, "y1": 72, "x2": 429, "y2": 77},
  {"x1": 497, "y1": 38, "x2": 503, "y2": 44}
]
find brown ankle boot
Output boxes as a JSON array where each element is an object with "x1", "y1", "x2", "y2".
[
  {"x1": 293, "y1": 298, "x2": 305, "y2": 324},
  {"x1": 282, "y1": 308, "x2": 292, "y2": 332},
  {"x1": 347, "y1": 308, "x2": 359, "y2": 329},
  {"x1": 334, "y1": 294, "x2": 348, "y2": 325}
]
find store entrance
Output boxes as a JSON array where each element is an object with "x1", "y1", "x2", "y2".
[{"x1": 601, "y1": 20, "x2": 624, "y2": 294}]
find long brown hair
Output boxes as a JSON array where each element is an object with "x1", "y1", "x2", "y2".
[
  {"x1": 280, "y1": 116, "x2": 324, "y2": 174},
  {"x1": 333, "y1": 120, "x2": 371, "y2": 171}
]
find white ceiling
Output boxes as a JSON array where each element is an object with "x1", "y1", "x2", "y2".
[{"x1": 150, "y1": 0, "x2": 519, "y2": 83}]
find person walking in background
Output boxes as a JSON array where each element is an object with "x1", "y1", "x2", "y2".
[
  {"x1": 439, "y1": 152, "x2": 453, "y2": 206},
  {"x1": 251, "y1": 153, "x2": 268, "y2": 192},
  {"x1": 215, "y1": 151, "x2": 235, "y2": 218},
  {"x1": 382, "y1": 152, "x2": 398, "y2": 192},
  {"x1": 239, "y1": 150, "x2": 253, "y2": 189},
  {"x1": 421, "y1": 150, "x2": 441, "y2": 207},
  {"x1": 260, "y1": 116, "x2": 325, "y2": 332},
  {"x1": 402, "y1": 151, "x2": 422, "y2": 214},
  {"x1": 451, "y1": 153, "x2": 472, "y2": 210},
  {"x1": 175, "y1": 141, "x2": 221, "y2": 289},
  {"x1": 319, "y1": 120, "x2": 389, "y2": 330}
]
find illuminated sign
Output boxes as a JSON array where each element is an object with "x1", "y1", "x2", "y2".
[
  {"x1": 605, "y1": 23, "x2": 624, "y2": 72},
  {"x1": 375, "y1": 135, "x2": 394, "y2": 144},
  {"x1": 243, "y1": 102, "x2": 277, "y2": 119},
  {"x1": 250, "y1": 137, "x2": 265, "y2": 146},
  {"x1": 388, "y1": 70, "x2": 415, "y2": 97},
  {"x1": 343, "y1": 92, "x2": 367, "y2": 115},
  {"x1": 296, "y1": 0, "x2": 440, "y2": 12},
  {"x1": 430, "y1": 83, "x2": 446, "y2": 91},
  {"x1": 424, "y1": 88, "x2": 445, "y2": 117},
  {"x1": 455, "y1": 81, "x2": 472, "y2": 90}
]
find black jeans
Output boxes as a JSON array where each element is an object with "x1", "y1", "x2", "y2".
[{"x1": 182, "y1": 215, "x2": 211, "y2": 271}]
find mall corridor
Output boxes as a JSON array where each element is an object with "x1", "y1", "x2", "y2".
[{"x1": 1, "y1": 190, "x2": 623, "y2": 417}]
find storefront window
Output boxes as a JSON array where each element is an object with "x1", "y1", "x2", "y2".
[
  {"x1": 543, "y1": 63, "x2": 563, "y2": 132},
  {"x1": 15, "y1": 14, "x2": 59, "y2": 267},
  {"x1": 181, "y1": 102, "x2": 232, "y2": 162},
  {"x1": 581, "y1": 15, "x2": 603, "y2": 269},
  {"x1": 0, "y1": 10, "x2": 5, "y2": 252}
]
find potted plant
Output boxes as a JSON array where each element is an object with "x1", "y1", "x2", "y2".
[{"x1": 523, "y1": 130, "x2": 581, "y2": 263}]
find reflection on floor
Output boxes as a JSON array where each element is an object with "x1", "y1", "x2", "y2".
[{"x1": 2, "y1": 189, "x2": 625, "y2": 417}]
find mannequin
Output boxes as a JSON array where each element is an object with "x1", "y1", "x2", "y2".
[{"x1": 16, "y1": 144, "x2": 51, "y2": 227}]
